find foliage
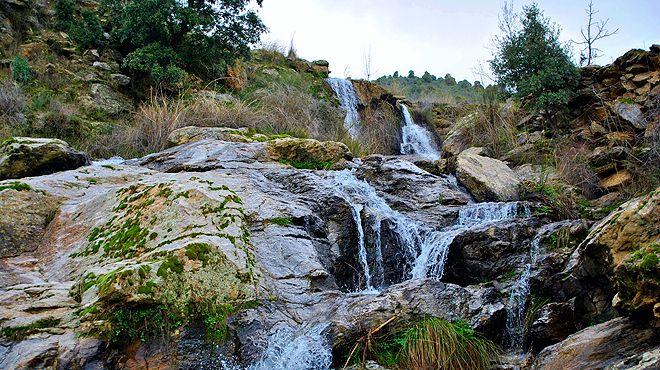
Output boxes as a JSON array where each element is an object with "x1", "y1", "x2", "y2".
[
  {"x1": 490, "y1": 3, "x2": 579, "y2": 116},
  {"x1": 279, "y1": 158, "x2": 333, "y2": 170},
  {"x1": 375, "y1": 73, "x2": 481, "y2": 106},
  {"x1": 347, "y1": 317, "x2": 499, "y2": 370},
  {"x1": 11, "y1": 56, "x2": 31, "y2": 83},
  {"x1": 54, "y1": 0, "x2": 75, "y2": 31},
  {"x1": 0, "y1": 181, "x2": 32, "y2": 192},
  {"x1": 69, "y1": 10, "x2": 105, "y2": 50},
  {"x1": 0, "y1": 79, "x2": 26, "y2": 130},
  {"x1": 103, "y1": 0, "x2": 267, "y2": 83}
]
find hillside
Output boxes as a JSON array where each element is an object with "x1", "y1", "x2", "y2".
[{"x1": 0, "y1": 1, "x2": 659, "y2": 370}]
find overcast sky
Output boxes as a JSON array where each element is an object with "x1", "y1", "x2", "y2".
[{"x1": 257, "y1": 0, "x2": 659, "y2": 83}]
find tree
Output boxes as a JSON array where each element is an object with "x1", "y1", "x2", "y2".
[
  {"x1": 421, "y1": 71, "x2": 435, "y2": 82},
  {"x1": 490, "y1": 3, "x2": 579, "y2": 116},
  {"x1": 103, "y1": 0, "x2": 266, "y2": 84},
  {"x1": 575, "y1": 0, "x2": 618, "y2": 66},
  {"x1": 444, "y1": 73, "x2": 456, "y2": 86},
  {"x1": 362, "y1": 45, "x2": 378, "y2": 81},
  {"x1": 393, "y1": 71, "x2": 399, "y2": 78},
  {"x1": 407, "y1": 70, "x2": 415, "y2": 78}
]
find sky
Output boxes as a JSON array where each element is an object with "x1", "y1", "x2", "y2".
[{"x1": 256, "y1": 0, "x2": 659, "y2": 83}]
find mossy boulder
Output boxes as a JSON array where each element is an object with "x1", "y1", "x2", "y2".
[
  {"x1": 576, "y1": 187, "x2": 660, "y2": 318},
  {"x1": 267, "y1": 137, "x2": 353, "y2": 169},
  {"x1": 0, "y1": 137, "x2": 90, "y2": 180}
]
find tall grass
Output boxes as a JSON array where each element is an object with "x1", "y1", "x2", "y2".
[
  {"x1": 346, "y1": 317, "x2": 499, "y2": 370},
  {"x1": 465, "y1": 87, "x2": 518, "y2": 157}
]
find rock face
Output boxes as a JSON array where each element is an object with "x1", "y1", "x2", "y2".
[
  {"x1": 0, "y1": 137, "x2": 90, "y2": 180},
  {"x1": 167, "y1": 126, "x2": 254, "y2": 147},
  {"x1": 455, "y1": 147, "x2": 521, "y2": 202},
  {"x1": 532, "y1": 317, "x2": 659, "y2": 370},
  {"x1": 568, "y1": 188, "x2": 660, "y2": 318},
  {"x1": 266, "y1": 137, "x2": 353, "y2": 165}
]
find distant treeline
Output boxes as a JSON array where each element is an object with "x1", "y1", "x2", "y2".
[{"x1": 374, "y1": 71, "x2": 484, "y2": 105}]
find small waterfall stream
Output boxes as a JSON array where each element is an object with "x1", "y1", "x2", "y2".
[
  {"x1": 332, "y1": 170, "x2": 530, "y2": 290},
  {"x1": 400, "y1": 104, "x2": 441, "y2": 161},
  {"x1": 327, "y1": 78, "x2": 361, "y2": 138},
  {"x1": 249, "y1": 324, "x2": 332, "y2": 370}
]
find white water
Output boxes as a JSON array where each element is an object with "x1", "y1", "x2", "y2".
[
  {"x1": 327, "y1": 78, "x2": 361, "y2": 137},
  {"x1": 332, "y1": 170, "x2": 529, "y2": 289},
  {"x1": 400, "y1": 104, "x2": 441, "y2": 161},
  {"x1": 249, "y1": 324, "x2": 332, "y2": 370}
]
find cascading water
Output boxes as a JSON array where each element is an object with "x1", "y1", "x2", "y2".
[
  {"x1": 327, "y1": 78, "x2": 361, "y2": 138},
  {"x1": 410, "y1": 202, "x2": 529, "y2": 279},
  {"x1": 504, "y1": 221, "x2": 571, "y2": 352},
  {"x1": 399, "y1": 104, "x2": 441, "y2": 161},
  {"x1": 249, "y1": 324, "x2": 332, "y2": 370},
  {"x1": 331, "y1": 170, "x2": 530, "y2": 290}
]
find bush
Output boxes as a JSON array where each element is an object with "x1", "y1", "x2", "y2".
[
  {"x1": 11, "y1": 56, "x2": 31, "y2": 83},
  {"x1": 490, "y1": 3, "x2": 579, "y2": 118},
  {"x1": 123, "y1": 43, "x2": 186, "y2": 85},
  {"x1": 69, "y1": 10, "x2": 105, "y2": 50},
  {"x1": 0, "y1": 80, "x2": 27, "y2": 132},
  {"x1": 54, "y1": 0, "x2": 75, "y2": 31}
]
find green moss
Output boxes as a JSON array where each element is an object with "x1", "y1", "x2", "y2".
[
  {"x1": 0, "y1": 181, "x2": 32, "y2": 192},
  {"x1": 185, "y1": 243, "x2": 212, "y2": 265},
  {"x1": 266, "y1": 217, "x2": 294, "y2": 226},
  {"x1": 640, "y1": 254, "x2": 659, "y2": 270},
  {"x1": 2, "y1": 318, "x2": 61, "y2": 340},
  {"x1": 137, "y1": 281, "x2": 156, "y2": 294},
  {"x1": 156, "y1": 256, "x2": 184, "y2": 277}
]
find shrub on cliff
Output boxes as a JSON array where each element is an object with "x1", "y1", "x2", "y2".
[
  {"x1": 102, "y1": 0, "x2": 266, "y2": 84},
  {"x1": 490, "y1": 3, "x2": 579, "y2": 118}
]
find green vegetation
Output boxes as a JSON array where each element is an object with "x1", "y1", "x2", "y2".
[
  {"x1": 265, "y1": 217, "x2": 294, "y2": 226},
  {"x1": 375, "y1": 73, "x2": 481, "y2": 105},
  {"x1": 0, "y1": 181, "x2": 31, "y2": 191},
  {"x1": 347, "y1": 317, "x2": 499, "y2": 370},
  {"x1": 2, "y1": 318, "x2": 60, "y2": 340},
  {"x1": 11, "y1": 56, "x2": 31, "y2": 83},
  {"x1": 490, "y1": 3, "x2": 579, "y2": 118},
  {"x1": 102, "y1": 0, "x2": 266, "y2": 84}
]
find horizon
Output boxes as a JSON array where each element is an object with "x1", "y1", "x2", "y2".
[{"x1": 257, "y1": 0, "x2": 659, "y2": 83}]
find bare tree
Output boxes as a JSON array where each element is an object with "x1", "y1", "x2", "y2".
[
  {"x1": 362, "y1": 45, "x2": 378, "y2": 81},
  {"x1": 576, "y1": 0, "x2": 618, "y2": 66}
]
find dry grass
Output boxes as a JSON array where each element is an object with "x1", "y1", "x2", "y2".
[
  {"x1": 465, "y1": 89, "x2": 519, "y2": 157},
  {"x1": 554, "y1": 141, "x2": 601, "y2": 199},
  {"x1": 359, "y1": 102, "x2": 403, "y2": 155},
  {"x1": 0, "y1": 79, "x2": 27, "y2": 134}
]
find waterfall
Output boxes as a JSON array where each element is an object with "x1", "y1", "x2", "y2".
[
  {"x1": 411, "y1": 202, "x2": 528, "y2": 279},
  {"x1": 332, "y1": 170, "x2": 529, "y2": 290},
  {"x1": 249, "y1": 324, "x2": 332, "y2": 370},
  {"x1": 400, "y1": 104, "x2": 441, "y2": 161},
  {"x1": 504, "y1": 221, "x2": 572, "y2": 351},
  {"x1": 327, "y1": 78, "x2": 361, "y2": 137}
]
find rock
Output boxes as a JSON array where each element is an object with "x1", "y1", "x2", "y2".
[
  {"x1": 0, "y1": 137, "x2": 90, "y2": 180},
  {"x1": 614, "y1": 101, "x2": 647, "y2": 129},
  {"x1": 167, "y1": 126, "x2": 253, "y2": 147},
  {"x1": 566, "y1": 188, "x2": 660, "y2": 319},
  {"x1": 266, "y1": 137, "x2": 353, "y2": 166},
  {"x1": 532, "y1": 317, "x2": 659, "y2": 370},
  {"x1": 587, "y1": 146, "x2": 628, "y2": 167},
  {"x1": 527, "y1": 300, "x2": 577, "y2": 353},
  {"x1": 92, "y1": 61, "x2": 111, "y2": 71},
  {"x1": 88, "y1": 83, "x2": 132, "y2": 117},
  {"x1": 110, "y1": 73, "x2": 131, "y2": 86},
  {"x1": 599, "y1": 170, "x2": 632, "y2": 190},
  {"x1": 311, "y1": 60, "x2": 330, "y2": 77},
  {"x1": 197, "y1": 90, "x2": 238, "y2": 103},
  {"x1": 441, "y1": 113, "x2": 475, "y2": 160},
  {"x1": 0, "y1": 188, "x2": 59, "y2": 257},
  {"x1": 456, "y1": 148, "x2": 520, "y2": 202}
]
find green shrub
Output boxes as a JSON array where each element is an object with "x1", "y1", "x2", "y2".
[
  {"x1": 69, "y1": 10, "x2": 105, "y2": 49},
  {"x1": 54, "y1": 0, "x2": 75, "y2": 31},
  {"x1": 11, "y1": 56, "x2": 31, "y2": 83},
  {"x1": 123, "y1": 42, "x2": 186, "y2": 85}
]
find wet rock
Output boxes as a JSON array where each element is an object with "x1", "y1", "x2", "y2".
[
  {"x1": 532, "y1": 317, "x2": 659, "y2": 370},
  {"x1": 456, "y1": 147, "x2": 520, "y2": 202},
  {"x1": 528, "y1": 300, "x2": 577, "y2": 353},
  {"x1": 167, "y1": 126, "x2": 253, "y2": 147},
  {"x1": 0, "y1": 137, "x2": 90, "y2": 180}
]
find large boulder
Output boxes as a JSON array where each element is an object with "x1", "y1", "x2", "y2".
[
  {"x1": 266, "y1": 137, "x2": 353, "y2": 166},
  {"x1": 455, "y1": 147, "x2": 520, "y2": 202},
  {"x1": 564, "y1": 188, "x2": 660, "y2": 320},
  {"x1": 167, "y1": 126, "x2": 254, "y2": 147},
  {"x1": 0, "y1": 137, "x2": 90, "y2": 180},
  {"x1": 532, "y1": 317, "x2": 659, "y2": 370}
]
